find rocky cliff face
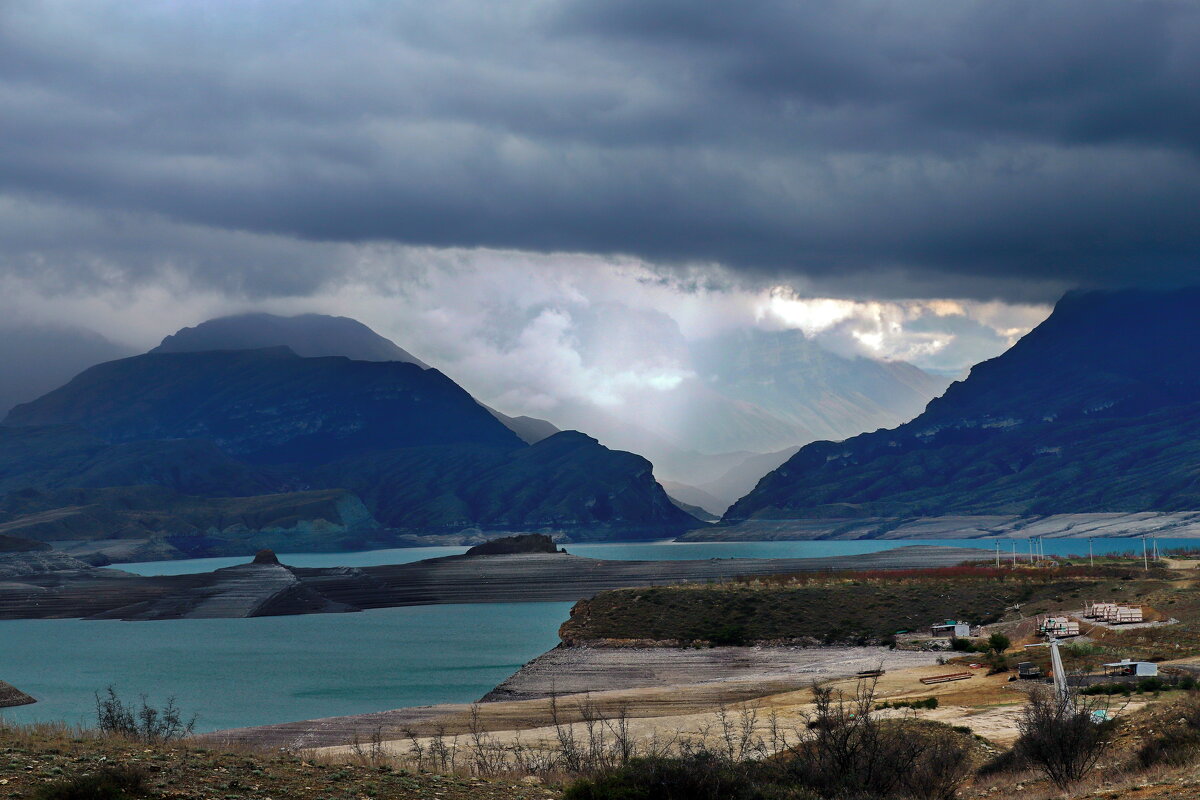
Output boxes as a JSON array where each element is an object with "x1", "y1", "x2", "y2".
[{"x1": 726, "y1": 289, "x2": 1200, "y2": 520}]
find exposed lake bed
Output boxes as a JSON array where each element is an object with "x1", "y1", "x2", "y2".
[{"x1": 5, "y1": 537, "x2": 1197, "y2": 737}]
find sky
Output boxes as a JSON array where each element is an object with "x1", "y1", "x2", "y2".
[{"x1": 2, "y1": 0, "x2": 1197, "y2": 417}]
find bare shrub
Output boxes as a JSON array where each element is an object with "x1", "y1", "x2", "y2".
[
  {"x1": 780, "y1": 678, "x2": 973, "y2": 799},
  {"x1": 349, "y1": 726, "x2": 387, "y2": 767},
  {"x1": 94, "y1": 687, "x2": 195, "y2": 743},
  {"x1": 1015, "y1": 687, "x2": 1115, "y2": 789}
]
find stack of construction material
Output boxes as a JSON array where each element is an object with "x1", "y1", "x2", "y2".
[
  {"x1": 1040, "y1": 616, "x2": 1080, "y2": 636},
  {"x1": 1084, "y1": 602, "x2": 1143, "y2": 624}
]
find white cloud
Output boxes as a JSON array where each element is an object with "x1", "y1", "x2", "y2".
[{"x1": 0, "y1": 235, "x2": 1049, "y2": 417}]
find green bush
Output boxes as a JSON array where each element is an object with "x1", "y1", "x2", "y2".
[
  {"x1": 987, "y1": 632, "x2": 1011, "y2": 654},
  {"x1": 1136, "y1": 677, "x2": 1169, "y2": 694},
  {"x1": 562, "y1": 754, "x2": 812, "y2": 800},
  {"x1": 878, "y1": 697, "x2": 939, "y2": 710},
  {"x1": 34, "y1": 766, "x2": 151, "y2": 800},
  {"x1": 1082, "y1": 683, "x2": 1133, "y2": 696},
  {"x1": 706, "y1": 624, "x2": 748, "y2": 646}
]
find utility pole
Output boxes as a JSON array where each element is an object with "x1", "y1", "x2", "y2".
[
  {"x1": 995, "y1": 541, "x2": 1000, "y2": 568},
  {"x1": 1143, "y1": 536, "x2": 1150, "y2": 571},
  {"x1": 1011, "y1": 540, "x2": 1017, "y2": 567},
  {"x1": 1089, "y1": 537, "x2": 1093, "y2": 568}
]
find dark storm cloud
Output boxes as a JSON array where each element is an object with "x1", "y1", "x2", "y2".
[{"x1": 1, "y1": 0, "x2": 1198, "y2": 300}]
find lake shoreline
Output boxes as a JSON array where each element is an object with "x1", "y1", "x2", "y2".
[
  {"x1": 686, "y1": 512, "x2": 1200, "y2": 542},
  {"x1": 0, "y1": 545, "x2": 988, "y2": 621}
]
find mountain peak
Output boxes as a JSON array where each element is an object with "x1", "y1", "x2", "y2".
[{"x1": 152, "y1": 312, "x2": 429, "y2": 367}]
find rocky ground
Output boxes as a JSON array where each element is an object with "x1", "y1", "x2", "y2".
[{"x1": 0, "y1": 723, "x2": 556, "y2": 800}]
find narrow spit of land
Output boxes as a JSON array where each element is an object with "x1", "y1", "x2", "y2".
[{"x1": 0, "y1": 544, "x2": 987, "y2": 620}]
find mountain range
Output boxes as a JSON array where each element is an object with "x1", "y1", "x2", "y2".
[
  {"x1": 725, "y1": 289, "x2": 1200, "y2": 522},
  {"x1": 0, "y1": 318, "x2": 699, "y2": 559}
]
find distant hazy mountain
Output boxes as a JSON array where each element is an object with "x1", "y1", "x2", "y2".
[
  {"x1": 537, "y1": 328, "x2": 949, "y2": 490},
  {"x1": 659, "y1": 481, "x2": 727, "y2": 517},
  {"x1": 688, "y1": 328, "x2": 950, "y2": 446},
  {"x1": 2, "y1": 346, "x2": 697, "y2": 541},
  {"x1": 697, "y1": 446, "x2": 804, "y2": 509},
  {"x1": 486, "y1": 408, "x2": 561, "y2": 444},
  {"x1": 153, "y1": 312, "x2": 429, "y2": 367},
  {"x1": 726, "y1": 289, "x2": 1200, "y2": 521},
  {"x1": 0, "y1": 324, "x2": 132, "y2": 415}
]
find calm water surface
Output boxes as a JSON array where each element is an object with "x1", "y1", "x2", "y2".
[
  {"x1": 0, "y1": 603, "x2": 569, "y2": 733},
  {"x1": 5, "y1": 537, "x2": 1193, "y2": 732}
]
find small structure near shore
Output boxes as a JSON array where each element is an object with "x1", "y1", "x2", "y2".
[
  {"x1": 929, "y1": 619, "x2": 971, "y2": 638},
  {"x1": 1102, "y1": 659, "x2": 1158, "y2": 678},
  {"x1": 0, "y1": 680, "x2": 35, "y2": 708}
]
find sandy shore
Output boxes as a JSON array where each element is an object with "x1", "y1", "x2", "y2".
[
  {"x1": 287, "y1": 658, "x2": 1038, "y2": 762},
  {"x1": 483, "y1": 646, "x2": 938, "y2": 701},
  {"x1": 206, "y1": 646, "x2": 941, "y2": 751}
]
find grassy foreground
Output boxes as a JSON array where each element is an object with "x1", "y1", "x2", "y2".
[{"x1": 0, "y1": 722, "x2": 555, "y2": 800}]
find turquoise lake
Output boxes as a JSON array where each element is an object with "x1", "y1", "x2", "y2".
[{"x1": 2, "y1": 537, "x2": 1193, "y2": 732}]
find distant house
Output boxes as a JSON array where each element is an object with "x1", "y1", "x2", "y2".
[
  {"x1": 930, "y1": 620, "x2": 971, "y2": 638},
  {"x1": 1102, "y1": 659, "x2": 1158, "y2": 678}
]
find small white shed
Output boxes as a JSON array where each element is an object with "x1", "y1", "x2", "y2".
[
  {"x1": 1102, "y1": 659, "x2": 1158, "y2": 677},
  {"x1": 930, "y1": 620, "x2": 971, "y2": 638}
]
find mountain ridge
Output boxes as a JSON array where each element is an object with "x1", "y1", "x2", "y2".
[{"x1": 725, "y1": 288, "x2": 1200, "y2": 521}]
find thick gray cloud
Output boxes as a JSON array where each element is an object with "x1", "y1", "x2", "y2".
[{"x1": 1, "y1": 0, "x2": 1198, "y2": 301}]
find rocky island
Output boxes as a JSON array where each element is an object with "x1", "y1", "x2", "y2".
[{"x1": 0, "y1": 680, "x2": 35, "y2": 709}]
